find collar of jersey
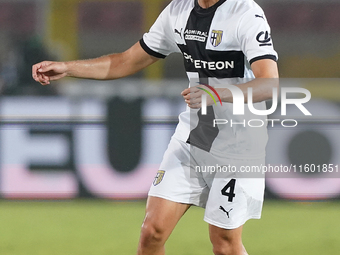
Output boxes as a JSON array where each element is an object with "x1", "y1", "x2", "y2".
[{"x1": 194, "y1": 0, "x2": 227, "y2": 15}]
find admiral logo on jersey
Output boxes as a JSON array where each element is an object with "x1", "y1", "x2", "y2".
[
  {"x1": 184, "y1": 29, "x2": 208, "y2": 43},
  {"x1": 211, "y1": 30, "x2": 223, "y2": 47}
]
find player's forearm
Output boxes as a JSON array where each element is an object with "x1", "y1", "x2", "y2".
[
  {"x1": 219, "y1": 78, "x2": 279, "y2": 103},
  {"x1": 220, "y1": 59, "x2": 279, "y2": 103},
  {"x1": 65, "y1": 44, "x2": 157, "y2": 80},
  {"x1": 65, "y1": 53, "x2": 130, "y2": 80}
]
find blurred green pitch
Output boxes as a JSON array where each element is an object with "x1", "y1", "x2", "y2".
[{"x1": 0, "y1": 200, "x2": 339, "y2": 255}]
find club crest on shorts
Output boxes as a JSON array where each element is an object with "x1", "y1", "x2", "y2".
[
  {"x1": 211, "y1": 30, "x2": 223, "y2": 47},
  {"x1": 153, "y1": 170, "x2": 165, "y2": 186}
]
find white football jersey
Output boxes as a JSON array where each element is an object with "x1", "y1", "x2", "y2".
[{"x1": 141, "y1": 0, "x2": 278, "y2": 159}]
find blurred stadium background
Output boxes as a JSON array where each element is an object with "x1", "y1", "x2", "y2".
[{"x1": 0, "y1": 0, "x2": 340, "y2": 254}]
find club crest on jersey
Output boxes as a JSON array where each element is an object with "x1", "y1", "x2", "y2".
[
  {"x1": 153, "y1": 170, "x2": 165, "y2": 186},
  {"x1": 211, "y1": 30, "x2": 223, "y2": 47}
]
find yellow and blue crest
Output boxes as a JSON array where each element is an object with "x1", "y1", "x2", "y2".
[
  {"x1": 211, "y1": 30, "x2": 223, "y2": 47},
  {"x1": 153, "y1": 170, "x2": 165, "y2": 186}
]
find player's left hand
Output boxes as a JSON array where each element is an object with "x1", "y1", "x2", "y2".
[{"x1": 181, "y1": 85, "x2": 215, "y2": 109}]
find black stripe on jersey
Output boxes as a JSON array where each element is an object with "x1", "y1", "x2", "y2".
[
  {"x1": 186, "y1": 106, "x2": 219, "y2": 152},
  {"x1": 249, "y1": 54, "x2": 277, "y2": 65},
  {"x1": 183, "y1": 3, "x2": 224, "y2": 152},
  {"x1": 139, "y1": 39, "x2": 166, "y2": 59}
]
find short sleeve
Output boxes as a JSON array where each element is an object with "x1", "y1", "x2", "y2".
[
  {"x1": 140, "y1": 4, "x2": 179, "y2": 59},
  {"x1": 237, "y1": 6, "x2": 278, "y2": 65}
]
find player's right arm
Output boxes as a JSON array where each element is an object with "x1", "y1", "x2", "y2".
[{"x1": 32, "y1": 42, "x2": 159, "y2": 85}]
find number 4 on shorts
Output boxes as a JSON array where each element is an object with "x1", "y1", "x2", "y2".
[{"x1": 221, "y1": 179, "x2": 236, "y2": 202}]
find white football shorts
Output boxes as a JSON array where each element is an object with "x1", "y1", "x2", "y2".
[{"x1": 148, "y1": 137, "x2": 265, "y2": 229}]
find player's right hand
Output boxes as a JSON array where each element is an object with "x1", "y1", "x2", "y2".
[{"x1": 32, "y1": 61, "x2": 68, "y2": 85}]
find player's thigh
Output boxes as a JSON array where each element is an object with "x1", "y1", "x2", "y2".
[{"x1": 142, "y1": 196, "x2": 191, "y2": 237}]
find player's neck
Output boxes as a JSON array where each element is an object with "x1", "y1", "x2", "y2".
[{"x1": 198, "y1": 0, "x2": 220, "y2": 9}]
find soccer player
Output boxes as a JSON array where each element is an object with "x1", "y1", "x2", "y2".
[{"x1": 32, "y1": 0, "x2": 278, "y2": 254}]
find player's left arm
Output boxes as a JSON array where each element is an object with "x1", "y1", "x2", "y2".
[
  {"x1": 182, "y1": 59, "x2": 278, "y2": 108},
  {"x1": 220, "y1": 58, "x2": 279, "y2": 103}
]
